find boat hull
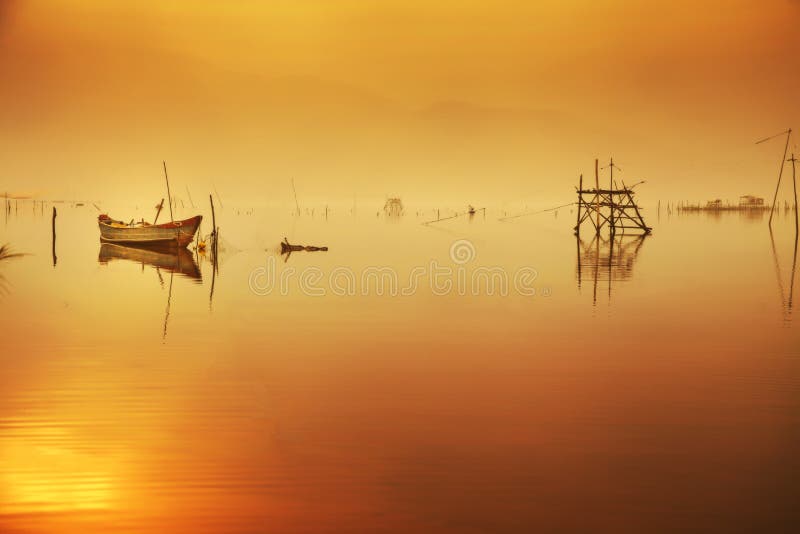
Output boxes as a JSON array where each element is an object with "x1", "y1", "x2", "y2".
[{"x1": 98, "y1": 215, "x2": 202, "y2": 249}]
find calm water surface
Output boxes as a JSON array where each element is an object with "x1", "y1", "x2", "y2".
[{"x1": 1, "y1": 203, "x2": 799, "y2": 533}]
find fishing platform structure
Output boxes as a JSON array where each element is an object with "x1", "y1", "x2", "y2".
[
  {"x1": 574, "y1": 158, "x2": 651, "y2": 237},
  {"x1": 383, "y1": 197, "x2": 404, "y2": 216}
]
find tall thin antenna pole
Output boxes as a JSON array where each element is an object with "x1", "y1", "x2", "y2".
[
  {"x1": 767, "y1": 128, "x2": 791, "y2": 228},
  {"x1": 162, "y1": 161, "x2": 174, "y2": 223}
]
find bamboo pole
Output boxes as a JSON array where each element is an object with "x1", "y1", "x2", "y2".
[
  {"x1": 768, "y1": 129, "x2": 791, "y2": 228},
  {"x1": 162, "y1": 161, "x2": 174, "y2": 223},
  {"x1": 609, "y1": 157, "x2": 615, "y2": 235},
  {"x1": 594, "y1": 158, "x2": 600, "y2": 235},
  {"x1": 575, "y1": 174, "x2": 583, "y2": 236},
  {"x1": 209, "y1": 194, "x2": 218, "y2": 262},
  {"x1": 51, "y1": 207, "x2": 57, "y2": 267},
  {"x1": 790, "y1": 153, "x2": 798, "y2": 234}
]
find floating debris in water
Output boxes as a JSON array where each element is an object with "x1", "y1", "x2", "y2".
[{"x1": 280, "y1": 237, "x2": 328, "y2": 254}]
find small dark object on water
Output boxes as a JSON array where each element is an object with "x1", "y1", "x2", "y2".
[{"x1": 281, "y1": 237, "x2": 328, "y2": 254}]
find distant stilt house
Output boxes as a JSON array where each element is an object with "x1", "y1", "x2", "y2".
[
  {"x1": 680, "y1": 194, "x2": 770, "y2": 212},
  {"x1": 383, "y1": 197, "x2": 404, "y2": 216},
  {"x1": 739, "y1": 195, "x2": 765, "y2": 208}
]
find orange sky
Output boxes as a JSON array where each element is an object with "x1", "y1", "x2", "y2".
[{"x1": 1, "y1": 0, "x2": 799, "y2": 206}]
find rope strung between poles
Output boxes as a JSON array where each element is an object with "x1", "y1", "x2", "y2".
[
  {"x1": 422, "y1": 208, "x2": 485, "y2": 225},
  {"x1": 498, "y1": 201, "x2": 576, "y2": 221}
]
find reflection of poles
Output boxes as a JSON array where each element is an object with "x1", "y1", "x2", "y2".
[
  {"x1": 51, "y1": 207, "x2": 57, "y2": 267},
  {"x1": 576, "y1": 234, "x2": 582, "y2": 293},
  {"x1": 769, "y1": 227, "x2": 797, "y2": 323},
  {"x1": 789, "y1": 232, "x2": 798, "y2": 313},
  {"x1": 577, "y1": 234, "x2": 647, "y2": 306},
  {"x1": 209, "y1": 257, "x2": 216, "y2": 310},
  {"x1": 163, "y1": 271, "x2": 174, "y2": 341},
  {"x1": 592, "y1": 236, "x2": 600, "y2": 305},
  {"x1": 769, "y1": 228, "x2": 787, "y2": 309},
  {"x1": 608, "y1": 233, "x2": 615, "y2": 301}
]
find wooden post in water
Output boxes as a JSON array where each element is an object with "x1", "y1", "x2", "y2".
[
  {"x1": 209, "y1": 194, "x2": 218, "y2": 261},
  {"x1": 756, "y1": 128, "x2": 792, "y2": 229},
  {"x1": 608, "y1": 157, "x2": 615, "y2": 235},
  {"x1": 594, "y1": 158, "x2": 600, "y2": 235},
  {"x1": 51, "y1": 207, "x2": 57, "y2": 267},
  {"x1": 575, "y1": 174, "x2": 583, "y2": 236}
]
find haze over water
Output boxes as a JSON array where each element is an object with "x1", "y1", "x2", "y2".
[
  {"x1": 1, "y1": 202, "x2": 798, "y2": 533},
  {"x1": 2, "y1": 1, "x2": 800, "y2": 531}
]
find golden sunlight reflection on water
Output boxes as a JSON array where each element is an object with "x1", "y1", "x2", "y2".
[{"x1": 1, "y1": 203, "x2": 799, "y2": 532}]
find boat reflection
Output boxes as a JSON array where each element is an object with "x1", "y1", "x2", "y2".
[
  {"x1": 576, "y1": 234, "x2": 647, "y2": 304},
  {"x1": 98, "y1": 244, "x2": 203, "y2": 341},
  {"x1": 98, "y1": 243, "x2": 202, "y2": 281}
]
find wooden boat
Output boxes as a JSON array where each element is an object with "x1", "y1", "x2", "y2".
[
  {"x1": 98, "y1": 243, "x2": 201, "y2": 280},
  {"x1": 98, "y1": 214, "x2": 202, "y2": 248}
]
